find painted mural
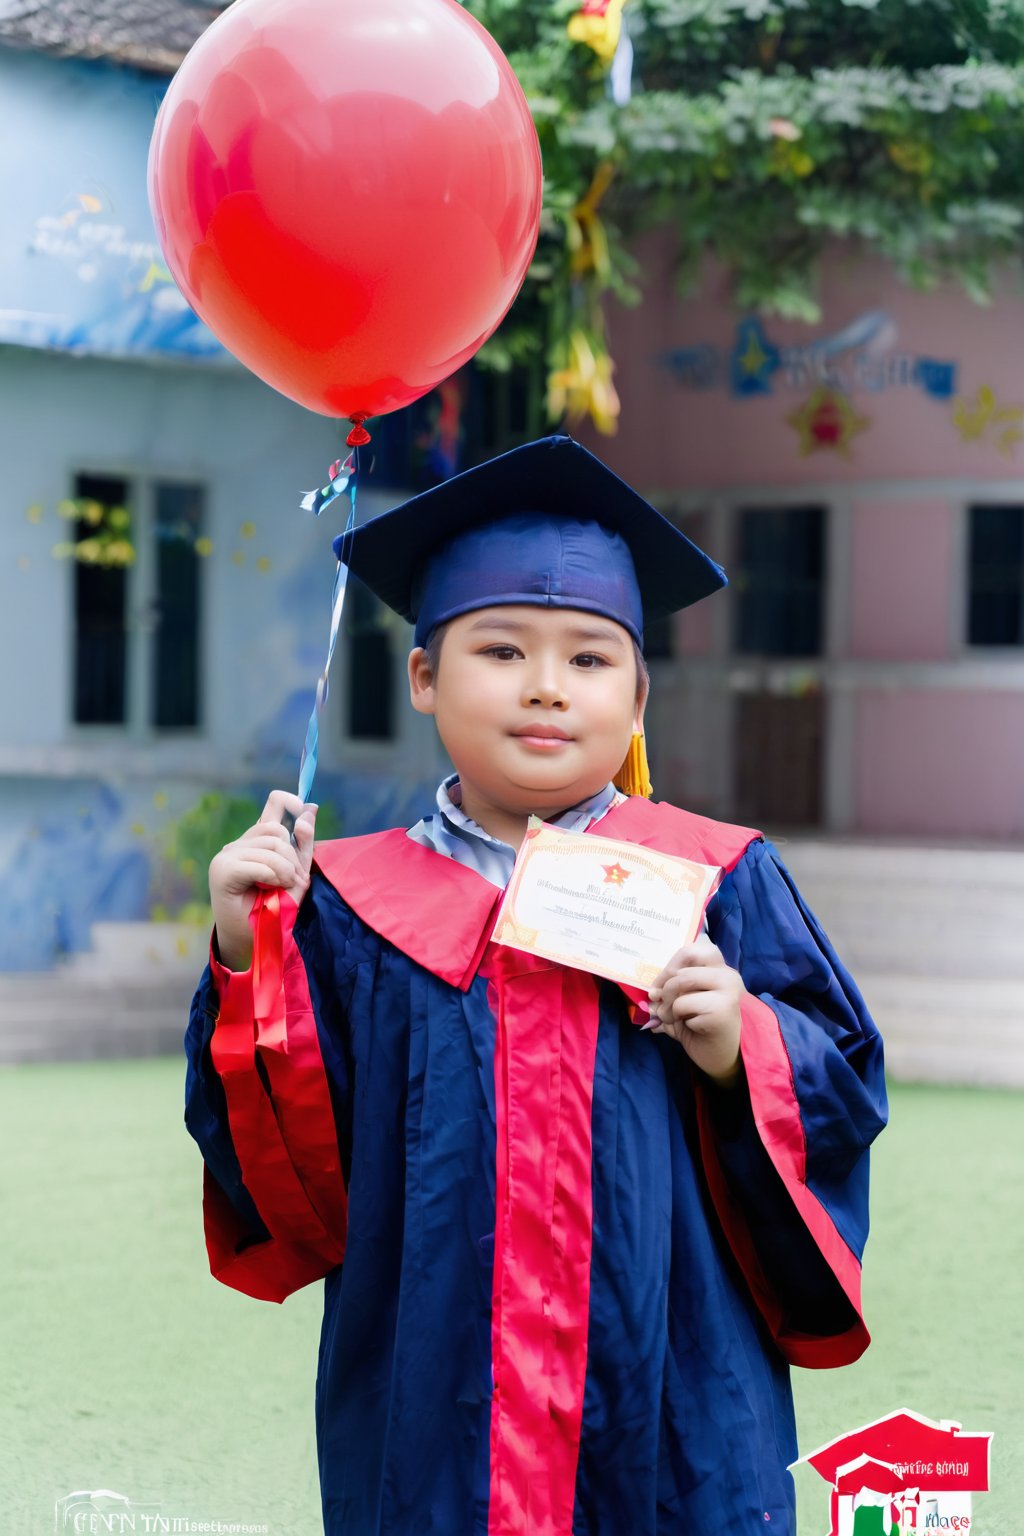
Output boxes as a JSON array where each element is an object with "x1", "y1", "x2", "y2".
[
  {"x1": 659, "y1": 311, "x2": 958, "y2": 403},
  {"x1": 952, "y1": 385, "x2": 1024, "y2": 456},
  {"x1": 0, "y1": 764, "x2": 437, "y2": 972},
  {"x1": 653, "y1": 307, "x2": 1024, "y2": 462},
  {"x1": 0, "y1": 52, "x2": 227, "y2": 361},
  {"x1": 0, "y1": 782, "x2": 149, "y2": 971}
]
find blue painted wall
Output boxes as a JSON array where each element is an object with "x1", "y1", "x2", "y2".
[{"x1": 0, "y1": 47, "x2": 225, "y2": 359}]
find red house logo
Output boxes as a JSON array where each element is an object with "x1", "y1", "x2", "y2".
[{"x1": 792, "y1": 1409, "x2": 992, "y2": 1535}]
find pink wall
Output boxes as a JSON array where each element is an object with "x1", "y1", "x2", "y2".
[
  {"x1": 849, "y1": 499, "x2": 955, "y2": 660},
  {"x1": 857, "y1": 691, "x2": 1024, "y2": 838},
  {"x1": 675, "y1": 597, "x2": 713, "y2": 656},
  {"x1": 581, "y1": 237, "x2": 1024, "y2": 840},
  {"x1": 597, "y1": 235, "x2": 1024, "y2": 492}
]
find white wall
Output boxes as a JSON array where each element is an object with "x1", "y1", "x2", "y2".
[
  {"x1": 0, "y1": 346, "x2": 446, "y2": 966},
  {"x1": 1, "y1": 346, "x2": 335, "y2": 756}
]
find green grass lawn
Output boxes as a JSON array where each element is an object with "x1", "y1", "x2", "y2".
[{"x1": 1, "y1": 1061, "x2": 1020, "y2": 1536}]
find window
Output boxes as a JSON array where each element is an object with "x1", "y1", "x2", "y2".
[
  {"x1": 733, "y1": 505, "x2": 826, "y2": 657},
  {"x1": 153, "y1": 483, "x2": 203, "y2": 728},
  {"x1": 71, "y1": 473, "x2": 204, "y2": 731},
  {"x1": 74, "y1": 473, "x2": 130, "y2": 725},
  {"x1": 345, "y1": 576, "x2": 395, "y2": 740},
  {"x1": 967, "y1": 504, "x2": 1024, "y2": 646}
]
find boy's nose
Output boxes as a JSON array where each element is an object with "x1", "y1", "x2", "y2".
[{"x1": 523, "y1": 674, "x2": 568, "y2": 709}]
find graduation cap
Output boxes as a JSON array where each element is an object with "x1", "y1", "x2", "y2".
[
  {"x1": 333, "y1": 435, "x2": 727, "y2": 798},
  {"x1": 336, "y1": 435, "x2": 727, "y2": 648}
]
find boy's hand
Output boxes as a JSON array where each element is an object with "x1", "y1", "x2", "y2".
[
  {"x1": 646, "y1": 935, "x2": 745, "y2": 1087},
  {"x1": 209, "y1": 791, "x2": 318, "y2": 972}
]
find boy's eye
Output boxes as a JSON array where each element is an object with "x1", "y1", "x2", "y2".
[
  {"x1": 481, "y1": 644, "x2": 522, "y2": 661},
  {"x1": 572, "y1": 652, "x2": 609, "y2": 669}
]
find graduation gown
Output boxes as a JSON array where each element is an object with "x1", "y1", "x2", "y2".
[{"x1": 184, "y1": 796, "x2": 887, "y2": 1536}]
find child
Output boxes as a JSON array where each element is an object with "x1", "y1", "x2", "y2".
[{"x1": 185, "y1": 435, "x2": 887, "y2": 1536}]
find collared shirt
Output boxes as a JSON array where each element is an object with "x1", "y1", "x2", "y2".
[{"x1": 407, "y1": 773, "x2": 623, "y2": 890}]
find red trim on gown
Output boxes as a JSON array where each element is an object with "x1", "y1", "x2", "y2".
[{"x1": 204, "y1": 889, "x2": 346, "y2": 1302}]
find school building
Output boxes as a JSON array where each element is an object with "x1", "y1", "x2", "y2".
[
  {"x1": 0, "y1": 2, "x2": 552, "y2": 978},
  {"x1": 1, "y1": 3, "x2": 1022, "y2": 1088},
  {"x1": 589, "y1": 230, "x2": 1024, "y2": 845}
]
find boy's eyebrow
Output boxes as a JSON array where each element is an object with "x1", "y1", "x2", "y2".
[
  {"x1": 466, "y1": 615, "x2": 628, "y2": 648},
  {"x1": 564, "y1": 625, "x2": 628, "y2": 648}
]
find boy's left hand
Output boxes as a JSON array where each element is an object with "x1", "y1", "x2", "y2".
[{"x1": 647, "y1": 935, "x2": 745, "y2": 1087}]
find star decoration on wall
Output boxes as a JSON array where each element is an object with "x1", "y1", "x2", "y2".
[
  {"x1": 787, "y1": 386, "x2": 870, "y2": 458},
  {"x1": 729, "y1": 317, "x2": 781, "y2": 397},
  {"x1": 953, "y1": 384, "x2": 1024, "y2": 457}
]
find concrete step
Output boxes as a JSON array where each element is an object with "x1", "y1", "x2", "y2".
[
  {"x1": 0, "y1": 969, "x2": 198, "y2": 1064},
  {"x1": 0, "y1": 966, "x2": 197, "y2": 991},
  {"x1": 779, "y1": 842, "x2": 1024, "y2": 981},
  {"x1": 0, "y1": 974, "x2": 196, "y2": 1011},
  {"x1": 0, "y1": 1014, "x2": 189, "y2": 1064},
  {"x1": 858, "y1": 973, "x2": 1024, "y2": 1089},
  {"x1": 777, "y1": 841, "x2": 1024, "y2": 892}
]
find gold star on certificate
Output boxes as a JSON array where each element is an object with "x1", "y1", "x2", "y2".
[{"x1": 602, "y1": 862, "x2": 631, "y2": 886}]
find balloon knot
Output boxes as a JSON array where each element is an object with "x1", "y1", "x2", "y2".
[{"x1": 346, "y1": 416, "x2": 372, "y2": 447}]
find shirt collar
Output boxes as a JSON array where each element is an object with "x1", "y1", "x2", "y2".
[{"x1": 438, "y1": 772, "x2": 621, "y2": 850}]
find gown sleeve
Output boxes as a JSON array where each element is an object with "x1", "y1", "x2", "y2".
[
  {"x1": 698, "y1": 836, "x2": 888, "y2": 1368},
  {"x1": 183, "y1": 870, "x2": 354, "y2": 1303}
]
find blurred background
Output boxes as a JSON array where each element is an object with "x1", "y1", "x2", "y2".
[{"x1": 0, "y1": 3, "x2": 1021, "y2": 1533}]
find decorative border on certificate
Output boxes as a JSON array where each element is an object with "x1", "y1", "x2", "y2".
[{"x1": 492, "y1": 817, "x2": 721, "y2": 988}]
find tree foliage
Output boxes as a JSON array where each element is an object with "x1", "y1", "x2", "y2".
[{"x1": 464, "y1": 0, "x2": 1024, "y2": 430}]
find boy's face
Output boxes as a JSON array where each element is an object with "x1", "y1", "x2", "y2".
[{"x1": 408, "y1": 605, "x2": 645, "y2": 818}]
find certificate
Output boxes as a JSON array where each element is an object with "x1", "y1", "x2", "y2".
[{"x1": 492, "y1": 818, "x2": 720, "y2": 989}]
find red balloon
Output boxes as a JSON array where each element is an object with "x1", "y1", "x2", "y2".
[{"x1": 148, "y1": 0, "x2": 542, "y2": 423}]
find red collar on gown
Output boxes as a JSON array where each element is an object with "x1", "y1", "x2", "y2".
[{"x1": 312, "y1": 794, "x2": 760, "y2": 984}]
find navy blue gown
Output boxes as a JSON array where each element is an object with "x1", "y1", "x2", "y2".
[{"x1": 184, "y1": 797, "x2": 887, "y2": 1536}]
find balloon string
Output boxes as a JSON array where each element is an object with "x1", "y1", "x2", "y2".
[{"x1": 296, "y1": 453, "x2": 358, "y2": 804}]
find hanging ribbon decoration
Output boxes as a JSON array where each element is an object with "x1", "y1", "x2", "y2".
[
  {"x1": 557, "y1": 0, "x2": 633, "y2": 434},
  {"x1": 547, "y1": 163, "x2": 621, "y2": 435},
  {"x1": 295, "y1": 450, "x2": 360, "y2": 804},
  {"x1": 567, "y1": 0, "x2": 625, "y2": 64}
]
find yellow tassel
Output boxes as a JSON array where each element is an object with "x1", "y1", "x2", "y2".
[{"x1": 613, "y1": 731, "x2": 653, "y2": 799}]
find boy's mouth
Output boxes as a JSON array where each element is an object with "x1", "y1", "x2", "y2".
[{"x1": 511, "y1": 724, "x2": 574, "y2": 745}]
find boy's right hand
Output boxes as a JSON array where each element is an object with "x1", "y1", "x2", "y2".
[{"x1": 209, "y1": 791, "x2": 318, "y2": 972}]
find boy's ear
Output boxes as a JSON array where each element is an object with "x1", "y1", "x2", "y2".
[
  {"x1": 633, "y1": 675, "x2": 649, "y2": 736},
  {"x1": 408, "y1": 647, "x2": 437, "y2": 716}
]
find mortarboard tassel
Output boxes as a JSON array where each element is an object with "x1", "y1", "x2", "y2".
[{"x1": 613, "y1": 730, "x2": 653, "y2": 799}]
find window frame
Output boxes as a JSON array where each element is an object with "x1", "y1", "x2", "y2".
[
  {"x1": 66, "y1": 467, "x2": 207, "y2": 742},
  {"x1": 962, "y1": 499, "x2": 1024, "y2": 652},
  {"x1": 730, "y1": 501, "x2": 829, "y2": 661}
]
